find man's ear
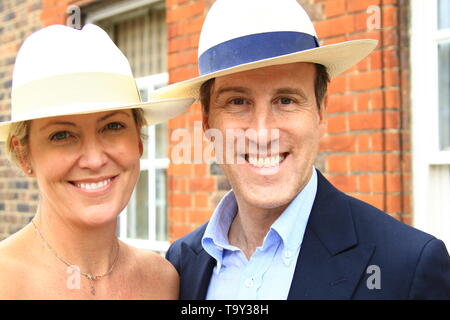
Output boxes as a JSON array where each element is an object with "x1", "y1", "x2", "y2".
[
  {"x1": 318, "y1": 95, "x2": 328, "y2": 138},
  {"x1": 12, "y1": 137, "x2": 33, "y2": 177},
  {"x1": 322, "y1": 94, "x2": 328, "y2": 112},
  {"x1": 202, "y1": 111, "x2": 210, "y2": 133}
]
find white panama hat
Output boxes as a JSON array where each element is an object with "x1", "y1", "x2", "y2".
[
  {"x1": 150, "y1": 0, "x2": 378, "y2": 100},
  {"x1": 0, "y1": 24, "x2": 194, "y2": 141}
]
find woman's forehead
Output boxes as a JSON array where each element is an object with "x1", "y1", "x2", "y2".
[{"x1": 32, "y1": 110, "x2": 133, "y2": 127}]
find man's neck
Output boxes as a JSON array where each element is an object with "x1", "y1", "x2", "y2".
[{"x1": 228, "y1": 203, "x2": 288, "y2": 260}]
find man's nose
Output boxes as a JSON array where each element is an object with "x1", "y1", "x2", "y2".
[
  {"x1": 77, "y1": 137, "x2": 108, "y2": 170},
  {"x1": 249, "y1": 104, "x2": 275, "y2": 132},
  {"x1": 246, "y1": 104, "x2": 280, "y2": 150}
]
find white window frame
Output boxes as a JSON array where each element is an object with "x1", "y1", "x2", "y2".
[
  {"x1": 85, "y1": 1, "x2": 170, "y2": 253},
  {"x1": 411, "y1": 0, "x2": 450, "y2": 246},
  {"x1": 84, "y1": 0, "x2": 161, "y2": 24}
]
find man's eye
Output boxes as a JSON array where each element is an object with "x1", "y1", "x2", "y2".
[
  {"x1": 279, "y1": 97, "x2": 294, "y2": 104},
  {"x1": 50, "y1": 131, "x2": 70, "y2": 141},
  {"x1": 230, "y1": 98, "x2": 247, "y2": 105}
]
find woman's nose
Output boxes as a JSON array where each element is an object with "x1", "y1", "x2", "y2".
[{"x1": 77, "y1": 137, "x2": 108, "y2": 170}]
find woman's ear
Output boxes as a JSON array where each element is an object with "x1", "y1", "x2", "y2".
[
  {"x1": 138, "y1": 138, "x2": 144, "y2": 157},
  {"x1": 12, "y1": 137, "x2": 33, "y2": 177}
]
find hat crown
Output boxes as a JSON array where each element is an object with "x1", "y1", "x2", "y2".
[
  {"x1": 0, "y1": 24, "x2": 195, "y2": 141},
  {"x1": 12, "y1": 24, "x2": 133, "y2": 89},
  {"x1": 10, "y1": 24, "x2": 142, "y2": 122},
  {"x1": 198, "y1": 0, "x2": 317, "y2": 57}
]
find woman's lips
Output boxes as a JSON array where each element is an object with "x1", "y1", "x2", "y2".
[{"x1": 69, "y1": 175, "x2": 117, "y2": 194}]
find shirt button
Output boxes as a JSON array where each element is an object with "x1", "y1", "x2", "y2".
[
  {"x1": 244, "y1": 278, "x2": 254, "y2": 287},
  {"x1": 284, "y1": 250, "x2": 292, "y2": 259}
]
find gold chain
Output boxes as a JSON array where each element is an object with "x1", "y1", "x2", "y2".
[{"x1": 31, "y1": 219, "x2": 120, "y2": 296}]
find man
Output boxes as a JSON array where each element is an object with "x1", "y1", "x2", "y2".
[{"x1": 160, "y1": 0, "x2": 450, "y2": 299}]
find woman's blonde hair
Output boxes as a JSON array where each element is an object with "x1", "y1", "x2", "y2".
[{"x1": 5, "y1": 108, "x2": 147, "y2": 168}]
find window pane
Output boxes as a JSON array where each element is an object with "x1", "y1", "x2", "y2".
[
  {"x1": 112, "y1": 4, "x2": 166, "y2": 77},
  {"x1": 139, "y1": 87, "x2": 148, "y2": 102},
  {"x1": 439, "y1": 42, "x2": 450, "y2": 150},
  {"x1": 127, "y1": 170, "x2": 149, "y2": 239},
  {"x1": 155, "y1": 168, "x2": 167, "y2": 241},
  {"x1": 438, "y1": 0, "x2": 450, "y2": 29},
  {"x1": 155, "y1": 122, "x2": 168, "y2": 159}
]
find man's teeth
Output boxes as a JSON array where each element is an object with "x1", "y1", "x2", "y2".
[
  {"x1": 76, "y1": 179, "x2": 111, "y2": 190},
  {"x1": 247, "y1": 155, "x2": 286, "y2": 168}
]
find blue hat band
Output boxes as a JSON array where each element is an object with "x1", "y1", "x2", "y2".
[{"x1": 198, "y1": 31, "x2": 320, "y2": 76}]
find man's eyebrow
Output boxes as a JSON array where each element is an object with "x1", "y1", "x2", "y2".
[
  {"x1": 273, "y1": 87, "x2": 308, "y2": 99},
  {"x1": 214, "y1": 86, "x2": 250, "y2": 97},
  {"x1": 39, "y1": 111, "x2": 131, "y2": 131}
]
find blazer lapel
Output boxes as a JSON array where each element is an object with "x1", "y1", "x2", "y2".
[
  {"x1": 179, "y1": 242, "x2": 215, "y2": 300},
  {"x1": 288, "y1": 171, "x2": 375, "y2": 299}
]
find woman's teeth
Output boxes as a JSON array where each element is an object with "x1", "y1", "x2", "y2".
[
  {"x1": 76, "y1": 178, "x2": 111, "y2": 190},
  {"x1": 247, "y1": 154, "x2": 286, "y2": 168}
]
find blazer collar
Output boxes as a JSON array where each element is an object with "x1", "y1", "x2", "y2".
[
  {"x1": 308, "y1": 170, "x2": 359, "y2": 255},
  {"x1": 179, "y1": 225, "x2": 215, "y2": 300},
  {"x1": 287, "y1": 170, "x2": 375, "y2": 299}
]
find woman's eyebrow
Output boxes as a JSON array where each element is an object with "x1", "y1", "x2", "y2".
[
  {"x1": 39, "y1": 111, "x2": 131, "y2": 131},
  {"x1": 39, "y1": 121, "x2": 76, "y2": 131},
  {"x1": 97, "y1": 111, "x2": 131, "y2": 122}
]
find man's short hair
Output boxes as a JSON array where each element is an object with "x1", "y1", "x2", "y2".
[{"x1": 200, "y1": 63, "x2": 330, "y2": 114}]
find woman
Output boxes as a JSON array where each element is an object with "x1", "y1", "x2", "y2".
[{"x1": 0, "y1": 24, "x2": 193, "y2": 299}]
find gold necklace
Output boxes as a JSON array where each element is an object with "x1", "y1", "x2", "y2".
[{"x1": 31, "y1": 219, "x2": 120, "y2": 296}]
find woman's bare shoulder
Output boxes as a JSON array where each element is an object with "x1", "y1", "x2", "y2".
[
  {"x1": 0, "y1": 227, "x2": 40, "y2": 299},
  {"x1": 122, "y1": 243, "x2": 179, "y2": 299},
  {"x1": 0, "y1": 245, "x2": 25, "y2": 299}
]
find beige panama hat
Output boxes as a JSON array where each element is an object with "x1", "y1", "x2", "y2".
[
  {"x1": 0, "y1": 24, "x2": 194, "y2": 141},
  {"x1": 150, "y1": 0, "x2": 378, "y2": 100}
]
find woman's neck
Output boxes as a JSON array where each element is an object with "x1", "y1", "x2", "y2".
[{"x1": 33, "y1": 201, "x2": 119, "y2": 277}]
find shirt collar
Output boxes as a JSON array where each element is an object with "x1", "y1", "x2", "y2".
[
  {"x1": 201, "y1": 190, "x2": 238, "y2": 272},
  {"x1": 202, "y1": 168, "x2": 318, "y2": 271},
  {"x1": 270, "y1": 168, "x2": 317, "y2": 255}
]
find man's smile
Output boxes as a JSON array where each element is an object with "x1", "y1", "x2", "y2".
[{"x1": 243, "y1": 152, "x2": 289, "y2": 168}]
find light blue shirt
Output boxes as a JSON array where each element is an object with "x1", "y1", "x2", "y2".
[{"x1": 202, "y1": 168, "x2": 318, "y2": 300}]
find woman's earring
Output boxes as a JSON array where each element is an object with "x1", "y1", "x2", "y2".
[{"x1": 27, "y1": 168, "x2": 32, "y2": 175}]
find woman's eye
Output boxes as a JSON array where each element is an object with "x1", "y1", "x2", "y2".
[
  {"x1": 106, "y1": 122, "x2": 124, "y2": 130},
  {"x1": 50, "y1": 131, "x2": 70, "y2": 141}
]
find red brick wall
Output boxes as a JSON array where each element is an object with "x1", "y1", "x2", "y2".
[
  {"x1": 315, "y1": 0, "x2": 411, "y2": 224},
  {"x1": 166, "y1": 0, "x2": 412, "y2": 241},
  {"x1": 41, "y1": 0, "x2": 96, "y2": 26},
  {"x1": 166, "y1": 0, "x2": 216, "y2": 241}
]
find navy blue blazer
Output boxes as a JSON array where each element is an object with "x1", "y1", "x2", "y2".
[{"x1": 166, "y1": 170, "x2": 450, "y2": 299}]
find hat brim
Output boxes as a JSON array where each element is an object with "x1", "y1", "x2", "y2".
[
  {"x1": 150, "y1": 39, "x2": 377, "y2": 100},
  {"x1": 0, "y1": 96, "x2": 194, "y2": 141}
]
